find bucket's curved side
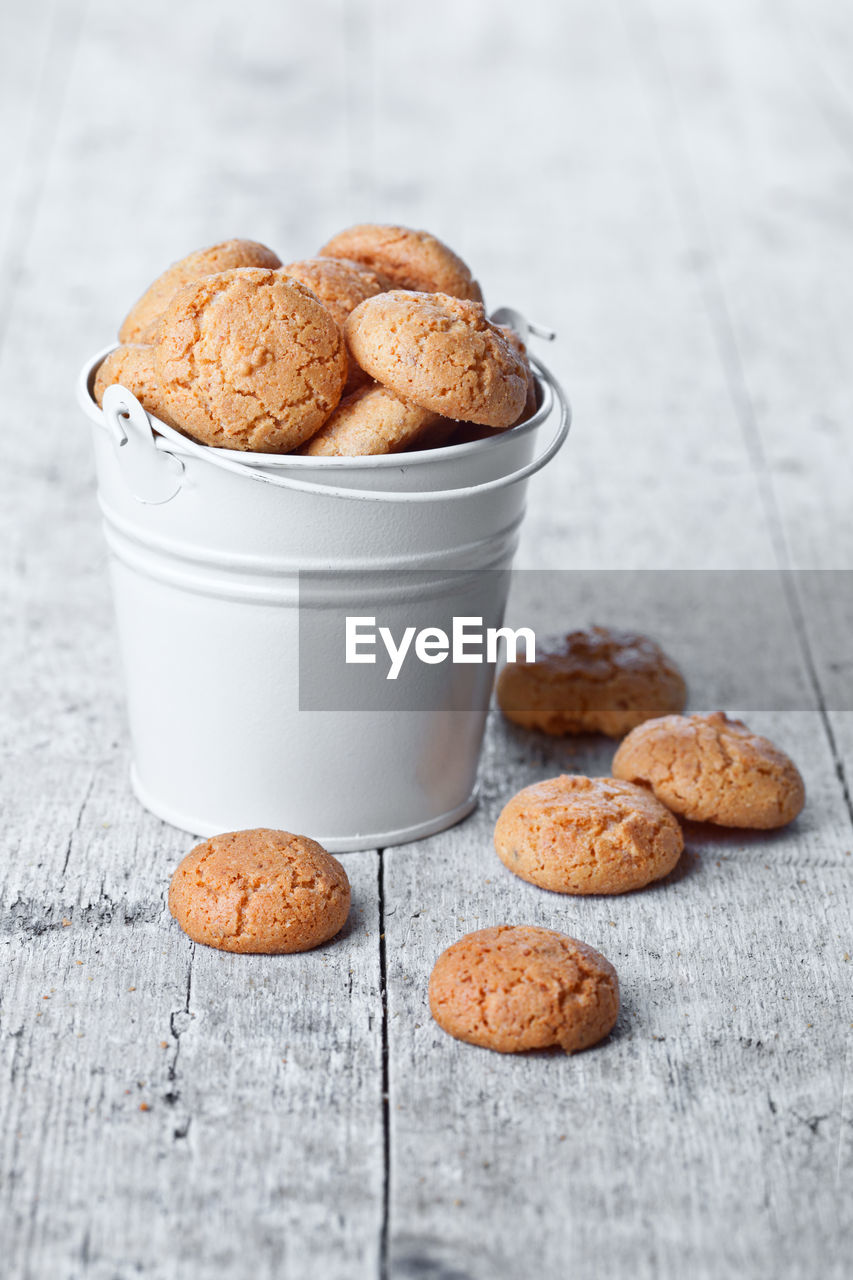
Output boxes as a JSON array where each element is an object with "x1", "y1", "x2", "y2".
[{"x1": 80, "y1": 349, "x2": 570, "y2": 848}]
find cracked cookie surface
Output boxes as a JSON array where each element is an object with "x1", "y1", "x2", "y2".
[
  {"x1": 168, "y1": 828, "x2": 350, "y2": 953},
  {"x1": 281, "y1": 256, "x2": 387, "y2": 327},
  {"x1": 319, "y1": 223, "x2": 482, "y2": 301},
  {"x1": 345, "y1": 291, "x2": 527, "y2": 427},
  {"x1": 429, "y1": 925, "x2": 619, "y2": 1054},
  {"x1": 94, "y1": 344, "x2": 175, "y2": 426},
  {"x1": 156, "y1": 268, "x2": 347, "y2": 452},
  {"x1": 119, "y1": 238, "x2": 282, "y2": 344},
  {"x1": 298, "y1": 383, "x2": 442, "y2": 456},
  {"x1": 497, "y1": 626, "x2": 687, "y2": 737},
  {"x1": 612, "y1": 711, "x2": 806, "y2": 828},
  {"x1": 494, "y1": 774, "x2": 684, "y2": 894},
  {"x1": 281, "y1": 256, "x2": 387, "y2": 394}
]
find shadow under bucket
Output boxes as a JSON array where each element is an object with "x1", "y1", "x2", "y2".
[{"x1": 77, "y1": 344, "x2": 570, "y2": 850}]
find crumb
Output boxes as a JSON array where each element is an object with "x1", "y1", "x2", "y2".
[
  {"x1": 62, "y1": 918, "x2": 71, "y2": 927},
  {"x1": 139, "y1": 1103, "x2": 150, "y2": 1112}
]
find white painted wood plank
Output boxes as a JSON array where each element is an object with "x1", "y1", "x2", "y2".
[
  {"x1": 630, "y1": 0, "x2": 853, "y2": 572},
  {"x1": 622, "y1": 0, "x2": 853, "y2": 851},
  {"x1": 383, "y1": 710, "x2": 852, "y2": 1280},
  {"x1": 0, "y1": 1, "x2": 85, "y2": 319},
  {"x1": 367, "y1": 2, "x2": 853, "y2": 1275},
  {"x1": 0, "y1": 1, "x2": 386, "y2": 1276},
  {"x1": 370, "y1": 0, "x2": 781, "y2": 571},
  {"x1": 0, "y1": 755, "x2": 383, "y2": 1280}
]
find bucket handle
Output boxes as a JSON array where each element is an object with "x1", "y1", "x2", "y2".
[{"x1": 100, "y1": 356, "x2": 570, "y2": 505}]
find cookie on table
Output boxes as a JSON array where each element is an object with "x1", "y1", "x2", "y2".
[
  {"x1": 345, "y1": 291, "x2": 528, "y2": 428},
  {"x1": 497, "y1": 626, "x2": 687, "y2": 738},
  {"x1": 319, "y1": 223, "x2": 482, "y2": 301},
  {"x1": 429, "y1": 925, "x2": 619, "y2": 1054},
  {"x1": 494, "y1": 775, "x2": 684, "y2": 894},
  {"x1": 156, "y1": 268, "x2": 347, "y2": 452},
  {"x1": 612, "y1": 711, "x2": 806, "y2": 829},
  {"x1": 298, "y1": 383, "x2": 443, "y2": 456},
  {"x1": 93, "y1": 344, "x2": 175, "y2": 426},
  {"x1": 119, "y1": 238, "x2": 282, "y2": 344},
  {"x1": 168, "y1": 828, "x2": 350, "y2": 953}
]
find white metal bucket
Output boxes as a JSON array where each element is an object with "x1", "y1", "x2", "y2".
[{"x1": 77, "y1": 342, "x2": 570, "y2": 850}]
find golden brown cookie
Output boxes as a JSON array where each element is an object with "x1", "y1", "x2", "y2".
[
  {"x1": 499, "y1": 326, "x2": 538, "y2": 423},
  {"x1": 168, "y1": 828, "x2": 350, "y2": 953},
  {"x1": 429, "y1": 925, "x2": 619, "y2": 1054},
  {"x1": 319, "y1": 224, "x2": 482, "y2": 301},
  {"x1": 281, "y1": 256, "x2": 387, "y2": 327},
  {"x1": 281, "y1": 257, "x2": 387, "y2": 395},
  {"x1": 345, "y1": 292, "x2": 527, "y2": 428},
  {"x1": 298, "y1": 383, "x2": 442, "y2": 456},
  {"x1": 156, "y1": 268, "x2": 347, "y2": 452},
  {"x1": 612, "y1": 711, "x2": 806, "y2": 829},
  {"x1": 119, "y1": 239, "x2": 282, "y2": 344},
  {"x1": 93, "y1": 344, "x2": 175, "y2": 426},
  {"x1": 497, "y1": 626, "x2": 687, "y2": 738},
  {"x1": 494, "y1": 775, "x2": 683, "y2": 894}
]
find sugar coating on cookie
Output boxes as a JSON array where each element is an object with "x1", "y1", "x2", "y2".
[
  {"x1": 345, "y1": 291, "x2": 527, "y2": 428},
  {"x1": 319, "y1": 224, "x2": 482, "y2": 301},
  {"x1": 93, "y1": 344, "x2": 175, "y2": 426},
  {"x1": 168, "y1": 828, "x2": 350, "y2": 953},
  {"x1": 156, "y1": 268, "x2": 347, "y2": 452},
  {"x1": 612, "y1": 711, "x2": 806, "y2": 829},
  {"x1": 429, "y1": 925, "x2": 619, "y2": 1054},
  {"x1": 298, "y1": 383, "x2": 442, "y2": 456},
  {"x1": 494, "y1": 775, "x2": 684, "y2": 895},
  {"x1": 497, "y1": 626, "x2": 687, "y2": 738},
  {"x1": 119, "y1": 239, "x2": 282, "y2": 344}
]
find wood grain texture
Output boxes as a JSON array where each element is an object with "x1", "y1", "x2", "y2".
[
  {"x1": 1, "y1": 0, "x2": 851, "y2": 1277},
  {"x1": 383, "y1": 712, "x2": 852, "y2": 1280}
]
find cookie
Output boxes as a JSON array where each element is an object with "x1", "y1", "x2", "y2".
[
  {"x1": 497, "y1": 626, "x2": 687, "y2": 738},
  {"x1": 612, "y1": 711, "x2": 806, "y2": 829},
  {"x1": 298, "y1": 383, "x2": 442, "y2": 456},
  {"x1": 93, "y1": 344, "x2": 175, "y2": 426},
  {"x1": 156, "y1": 268, "x2": 347, "y2": 452},
  {"x1": 499, "y1": 326, "x2": 538, "y2": 423},
  {"x1": 319, "y1": 224, "x2": 482, "y2": 301},
  {"x1": 119, "y1": 239, "x2": 282, "y2": 344},
  {"x1": 168, "y1": 828, "x2": 350, "y2": 953},
  {"x1": 281, "y1": 256, "x2": 387, "y2": 328},
  {"x1": 345, "y1": 292, "x2": 528, "y2": 428},
  {"x1": 282, "y1": 257, "x2": 387, "y2": 395},
  {"x1": 494, "y1": 775, "x2": 684, "y2": 894},
  {"x1": 428, "y1": 925, "x2": 619, "y2": 1054}
]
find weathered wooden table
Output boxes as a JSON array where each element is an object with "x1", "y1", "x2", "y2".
[{"x1": 2, "y1": 1, "x2": 850, "y2": 1276}]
